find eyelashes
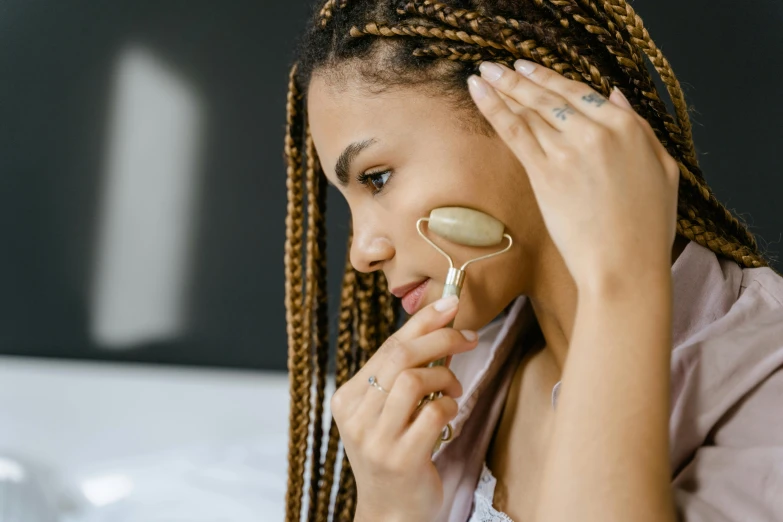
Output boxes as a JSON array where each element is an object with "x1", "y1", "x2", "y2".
[{"x1": 356, "y1": 170, "x2": 392, "y2": 195}]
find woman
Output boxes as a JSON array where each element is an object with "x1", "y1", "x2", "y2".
[{"x1": 283, "y1": 1, "x2": 783, "y2": 521}]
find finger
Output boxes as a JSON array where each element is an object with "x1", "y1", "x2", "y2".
[
  {"x1": 350, "y1": 327, "x2": 473, "y2": 431},
  {"x1": 380, "y1": 327, "x2": 478, "y2": 382},
  {"x1": 356, "y1": 295, "x2": 461, "y2": 380},
  {"x1": 376, "y1": 366, "x2": 462, "y2": 436},
  {"x1": 497, "y1": 90, "x2": 525, "y2": 114},
  {"x1": 513, "y1": 59, "x2": 627, "y2": 125},
  {"x1": 609, "y1": 87, "x2": 633, "y2": 111},
  {"x1": 610, "y1": 87, "x2": 673, "y2": 163},
  {"x1": 468, "y1": 75, "x2": 550, "y2": 163},
  {"x1": 479, "y1": 61, "x2": 592, "y2": 131},
  {"x1": 349, "y1": 372, "x2": 394, "y2": 430},
  {"x1": 401, "y1": 395, "x2": 459, "y2": 460},
  {"x1": 358, "y1": 326, "x2": 473, "y2": 423}
]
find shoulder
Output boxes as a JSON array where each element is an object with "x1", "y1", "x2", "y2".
[
  {"x1": 738, "y1": 262, "x2": 783, "y2": 309},
  {"x1": 669, "y1": 259, "x2": 783, "y2": 458},
  {"x1": 669, "y1": 265, "x2": 783, "y2": 520}
]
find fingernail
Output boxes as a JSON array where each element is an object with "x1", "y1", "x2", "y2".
[
  {"x1": 612, "y1": 87, "x2": 632, "y2": 109},
  {"x1": 467, "y1": 75, "x2": 487, "y2": 100},
  {"x1": 514, "y1": 59, "x2": 537, "y2": 76},
  {"x1": 479, "y1": 61, "x2": 504, "y2": 82},
  {"x1": 461, "y1": 330, "x2": 478, "y2": 342},
  {"x1": 433, "y1": 295, "x2": 459, "y2": 312}
]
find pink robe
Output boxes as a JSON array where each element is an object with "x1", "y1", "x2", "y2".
[{"x1": 432, "y1": 239, "x2": 783, "y2": 521}]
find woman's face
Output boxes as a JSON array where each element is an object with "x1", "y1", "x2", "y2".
[{"x1": 307, "y1": 73, "x2": 548, "y2": 331}]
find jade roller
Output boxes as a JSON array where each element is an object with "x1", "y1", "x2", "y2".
[{"x1": 416, "y1": 207, "x2": 513, "y2": 450}]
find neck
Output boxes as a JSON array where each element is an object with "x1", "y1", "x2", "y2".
[{"x1": 526, "y1": 235, "x2": 690, "y2": 374}]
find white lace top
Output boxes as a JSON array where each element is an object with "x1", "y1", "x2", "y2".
[
  {"x1": 468, "y1": 461, "x2": 514, "y2": 522},
  {"x1": 467, "y1": 381, "x2": 562, "y2": 522}
]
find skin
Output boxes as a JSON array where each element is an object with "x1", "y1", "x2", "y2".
[
  {"x1": 308, "y1": 72, "x2": 547, "y2": 334},
  {"x1": 308, "y1": 60, "x2": 687, "y2": 522}
]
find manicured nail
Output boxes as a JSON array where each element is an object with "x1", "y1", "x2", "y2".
[
  {"x1": 461, "y1": 330, "x2": 478, "y2": 342},
  {"x1": 514, "y1": 59, "x2": 537, "y2": 76},
  {"x1": 433, "y1": 295, "x2": 459, "y2": 312},
  {"x1": 467, "y1": 75, "x2": 487, "y2": 99},
  {"x1": 479, "y1": 61, "x2": 504, "y2": 82},
  {"x1": 612, "y1": 87, "x2": 633, "y2": 109}
]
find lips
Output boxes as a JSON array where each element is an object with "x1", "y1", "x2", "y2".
[
  {"x1": 393, "y1": 279, "x2": 430, "y2": 315},
  {"x1": 391, "y1": 279, "x2": 429, "y2": 298}
]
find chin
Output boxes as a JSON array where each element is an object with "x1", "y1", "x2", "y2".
[{"x1": 451, "y1": 304, "x2": 501, "y2": 332}]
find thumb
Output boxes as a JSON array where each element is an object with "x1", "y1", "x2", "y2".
[{"x1": 610, "y1": 87, "x2": 633, "y2": 111}]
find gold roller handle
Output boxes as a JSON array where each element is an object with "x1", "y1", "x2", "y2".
[{"x1": 416, "y1": 214, "x2": 513, "y2": 455}]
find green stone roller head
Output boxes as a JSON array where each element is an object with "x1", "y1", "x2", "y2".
[
  {"x1": 416, "y1": 206, "x2": 513, "y2": 314},
  {"x1": 416, "y1": 207, "x2": 513, "y2": 452}
]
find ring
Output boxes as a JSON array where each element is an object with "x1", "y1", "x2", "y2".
[
  {"x1": 441, "y1": 422, "x2": 454, "y2": 442},
  {"x1": 368, "y1": 375, "x2": 389, "y2": 394}
]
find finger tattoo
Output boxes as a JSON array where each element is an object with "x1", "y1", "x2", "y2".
[
  {"x1": 581, "y1": 93, "x2": 607, "y2": 107},
  {"x1": 553, "y1": 104, "x2": 576, "y2": 121}
]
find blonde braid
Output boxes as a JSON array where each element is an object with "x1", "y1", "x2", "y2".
[
  {"x1": 403, "y1": 0, "x2": 683, "y2": 155},
  {"x1": 563, "y1": 0, "x2": 706, "y2": 166},
  {"x1": 601, "y1": 0, "x2": 698, "y2": 165},
  {"x1": 351, "y1": 21, "x2": 581, "y2": 80},
  {"x1": 400, "y1": 2, "x2": 614, "y2": 94},
  {"x1": 319, "y1": 0, "x2": 349, "y2": 28},
  {"x1": 305, "y1": 131, "x2": 331, "y2": 522},
  {"x1": 333, "y1": 277, "x2": 365, "y2": 521},
  {"x1": 375, "y1": 272, "x2": 398, "y2": 342},
  {"x1": 284, "y1": 64, "x2": 310, "y2": 522},
  {"x1": 677, "y1": 211, "x2": 765, "y2": 268},
  {"x1": 314, "y1": 249, "x2": 359, "y2": 521},
  {"x1": 334, "y1": 451, "x2": 357, "y2": 521},
  {"x1": 350, "y1": 22, "x2": 508, "y2": 52},
  {"x1": 413, "y1": 41, "x2": 499, "y2": 62}
]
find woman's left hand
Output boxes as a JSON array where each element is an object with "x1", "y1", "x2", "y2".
[{"x1": 468, "y1": 61, "x2": 680, "y2": 292}]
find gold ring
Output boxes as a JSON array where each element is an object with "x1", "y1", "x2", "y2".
[{"x1": 441, "y1": 422, "x2": 454, "y2": 442}]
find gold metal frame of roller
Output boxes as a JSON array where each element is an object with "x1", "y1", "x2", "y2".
[{"x1": 415, "y1": 207, "x2": 513, "y2": 453}]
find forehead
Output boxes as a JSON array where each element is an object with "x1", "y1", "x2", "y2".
[{"x1": 306, "y1": 74, "x2": 471, "y2": 164}]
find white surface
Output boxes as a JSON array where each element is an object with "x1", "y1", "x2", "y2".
[{"x1": 0, "y1": 356, "x2": 293, "y2": 521}]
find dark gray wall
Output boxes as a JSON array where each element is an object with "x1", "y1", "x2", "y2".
[{"x1": 1, "y1": 0, "x2": 780, "y2": 371}]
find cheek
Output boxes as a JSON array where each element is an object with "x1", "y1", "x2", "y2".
[{"x1": 451, "y1": 248, "x2": 524, "y2": 331}]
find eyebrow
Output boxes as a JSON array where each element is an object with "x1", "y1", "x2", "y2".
[{"x1": 334, "y1": 138, "x2": 377, "y2": 186}]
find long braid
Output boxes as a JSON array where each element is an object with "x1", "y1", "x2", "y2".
[
  {"x1": 547, "y1": 0, "x2": 693, "y2": 156},
  {"x1": 601, "y1": 0, "x2": 697, "y2": 166},
  {"x1": 350, "y1": 22, "x2": 583, "y2": 81},
  {"x1": 333, "y1": 274, "x2": 368, "y2": 521},
  {"x1": 675, "y1": 160, "x2": 760, "y2": 253},
  {"x1": 399, "y1": 2, "x2": 617, "y2": 94},
  {"x1": 595, "y1": 0, "x2": 762, "y2": 254},
  {"x1": 335, "y1": 271, "x2": 388, "y2": 520},
  {"x1": 305, "y1": 132, "x2": 330, "y2": 522},
  {"x1": 375, "y1": 272, "x2": 399, "y2": 342},
  {"x1": 413, "y1": 41, "x2": 500, "y2": 62},
  {"x1": 319, "y1": 0, "x2": 349, "y2": 28},
  {"x1": 398, "y1": 1, "x2": 677, "y2": 159},
  {"x1": 314, "y1": 242, "x2": 357, "y2": 521},
  {"x1": 284, "y1": 64, "x2": 310, "y2": 522}
]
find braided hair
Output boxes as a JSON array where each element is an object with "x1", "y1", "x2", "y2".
[{"x1": 284, "y1": 1, "x2": 772, "y2": 520}]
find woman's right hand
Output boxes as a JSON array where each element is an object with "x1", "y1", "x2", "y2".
[{"x1": 330, "y1": 295, "x2": 479, "y2": 522}]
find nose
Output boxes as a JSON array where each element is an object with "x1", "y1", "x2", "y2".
[{"x1": 349, "y1": 221, "x2": 395, "y2": 273}]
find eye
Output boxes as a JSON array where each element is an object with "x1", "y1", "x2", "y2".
[{"x1": 356, "y1": 170, "x2": 392, "y2": 195}]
